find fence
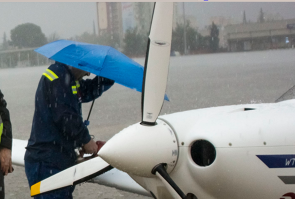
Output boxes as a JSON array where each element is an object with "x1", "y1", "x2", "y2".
[{"x1": 0, "y1": 48, "x2": 51, "y2": 68}]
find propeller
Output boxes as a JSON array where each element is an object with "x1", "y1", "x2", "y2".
[
  {"x1": 99, "y1": 2, "x2": 187, "y2": 199},
  {"x1": 141, "y1": 2, "x2": 172, "y2": 125},
  {"x1": 31, "y1": 156, "x2": 112, "y2": 196},
  {"x1": 31, "y1": 3, "x2": 186, "y2": 199}
]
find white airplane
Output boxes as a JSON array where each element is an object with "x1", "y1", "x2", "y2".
[{"x1": 11, "y1": 2, "x2": 295, "y2": 199}]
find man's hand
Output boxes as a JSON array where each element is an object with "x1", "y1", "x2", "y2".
[
  {"x1": 83, "y1": 139, "x2": 98, "y2": 155},
  {"x1": 96, "y1": 140, "x2": 106, "y2": 151},
  {"x1": 78, "y1": 140, "x2": 106, "y2": 161},
  {"x1": 0, "y1": 148, "x2": 13, "y2": 175}
]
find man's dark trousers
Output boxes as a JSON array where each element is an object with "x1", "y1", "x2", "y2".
[{"x1": 25, "y1": 161, "x2": 74, "y2": 199}]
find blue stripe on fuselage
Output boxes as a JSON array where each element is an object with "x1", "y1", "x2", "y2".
[{"x1": 257, "y1": 155, "x2": 295, "y2": 168}]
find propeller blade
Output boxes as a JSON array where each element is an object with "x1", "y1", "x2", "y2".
[
  {"x1": 141, "y1": 2, "x2": 173, "y2": 125},
  {"x1": 30, "y1": 156, "x2": 113, "y2": 196},
  {"x1": 152, "y1": 164, "x2": 186, "y2": 199}
]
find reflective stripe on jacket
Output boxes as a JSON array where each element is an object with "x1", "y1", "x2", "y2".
[
  {"x1": 0, "y1": 116, "x2": 2, "y2": 143},
  {"x1": 0, "y1": 89, "x2": 12, "y2": 149}
]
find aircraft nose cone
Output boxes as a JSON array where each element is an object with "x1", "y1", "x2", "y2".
[{"x1": 98, "y1": 120, "x2": 178, "y2": 177}]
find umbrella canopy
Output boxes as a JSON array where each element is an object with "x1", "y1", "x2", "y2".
[{"x1": 35, "y1": 39, "x2": 145, "y2": 93}]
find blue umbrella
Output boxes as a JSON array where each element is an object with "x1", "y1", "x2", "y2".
[
  {"x1": 35, "y1": 39, "x2": 146, "y2": 93},
  {"x1": 35, "y1": 40, "x2": 169, "y2": 100}
]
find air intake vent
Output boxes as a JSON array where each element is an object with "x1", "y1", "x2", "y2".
[
  {"x1": 244, "y1": 108, "x2": 255, "y2": 111},
  {"x1": 191, "y1": 140, "x2": 216, "y2": 167}
]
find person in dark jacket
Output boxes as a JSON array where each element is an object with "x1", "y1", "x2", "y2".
[
  {"x1": 24, "y1": 62, "x2": 114, "y2": 199},
  {"x1": 0, "y1": 90, "x2": 13, "y2": 199}
]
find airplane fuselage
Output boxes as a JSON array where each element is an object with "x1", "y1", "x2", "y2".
[{"x1": 130, "y1": 99, "x2": 295, "y2": 199}]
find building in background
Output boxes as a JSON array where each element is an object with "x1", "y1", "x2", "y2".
[
  {"x1": 131, "y1": 2, "x2": 179, "y2": 32},
  {"x1": 225, "y1": 18, "x2": 295, "y2": 52},
  {"x1": 97, "y1": 2, "x2": 123, "y2": 48},
  {"x1": 132, "y1": 2, "x2": 154, "y2": 34},
  {"x1": 121, "y1": 2, "x2": 135, "y2": 34},
  {"x1": 97, "y1": 2, "x2": 179, "y2": 48}
]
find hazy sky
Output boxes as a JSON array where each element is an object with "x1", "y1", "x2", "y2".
[
  {"x1": 0, "y1": 3, "x2": 97, "y2": 40},
  {"x1": 0, "y1": 2, "x2": 295, "y2": 41}
]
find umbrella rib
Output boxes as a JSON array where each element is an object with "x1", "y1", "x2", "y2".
[
  {"x1": 99, "y1": 47, "x2": 112, "y2": 73},
  {"x1": 78, "y1": 46, "x2": 111, "y2": 74}
]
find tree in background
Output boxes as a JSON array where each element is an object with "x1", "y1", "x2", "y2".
[
  {"x1": 123, "y1": 27, "x2": 147, "y2": 57},
  {"x1": 209, "y1": 22, "x2": 219, "y2": 52},
  {"x1": 186, "y1": 22, "x2": 200, "y2": 53},
  {"x1": 98, "y1": 32, "x2": 121, "y2": 48},
  {"x1": 73, "y1": 31, "x2": 120, "y2": 49},
  {"x1": 171, "y1": 21, "x2": 199, "y2": 54},
  {"x1": 10, "y1": 23, "x2": 47, "y2": 48},
  {"x1": 47, "y1": 32, "x2": 60, "y2": 43},
  {"x1": 74, "y1": 32, "x2": 98, "y2": 44},
  {"x1": 171, "y1": 23, "x2": 185, "y2": 54}
]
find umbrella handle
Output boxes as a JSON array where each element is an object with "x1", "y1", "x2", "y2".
[{"x1": 84, "y1": 99, "x2": 95, "y2": 126}]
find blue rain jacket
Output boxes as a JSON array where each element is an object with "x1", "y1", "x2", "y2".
[{"x1": 25, "y1": 62, "x2": 114, "y2": 170}]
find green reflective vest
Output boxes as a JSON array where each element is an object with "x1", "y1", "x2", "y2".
[{"x1": 0, "y1": 116, "x2": 2, "y2": 143}]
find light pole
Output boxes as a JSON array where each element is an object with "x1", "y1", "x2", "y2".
[{"x1": 182, "y1": 2, "x2": 187, "y2": 55}]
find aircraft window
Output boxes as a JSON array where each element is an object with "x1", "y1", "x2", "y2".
[{"x1": 191, "y1": 140, "x2": 216, "y2": 167}]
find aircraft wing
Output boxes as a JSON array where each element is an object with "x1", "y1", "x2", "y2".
[
  {"x1": 89, "y1": 168, "x2": 150, "y2": 196},
  {"x1": 11, "y1": 139, "x2": 150, "y2": 197},
  {"x1": 276, "y1": 85, "x2": 295, "y2": 102}
]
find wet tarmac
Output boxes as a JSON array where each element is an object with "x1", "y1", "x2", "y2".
[{"x1": 1, "y1": 48, "x2": 295, "y2": 198}]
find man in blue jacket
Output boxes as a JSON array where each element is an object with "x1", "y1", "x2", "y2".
[{"x1": 24, "y1": 61, "x2": 114, "y2": 199}]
